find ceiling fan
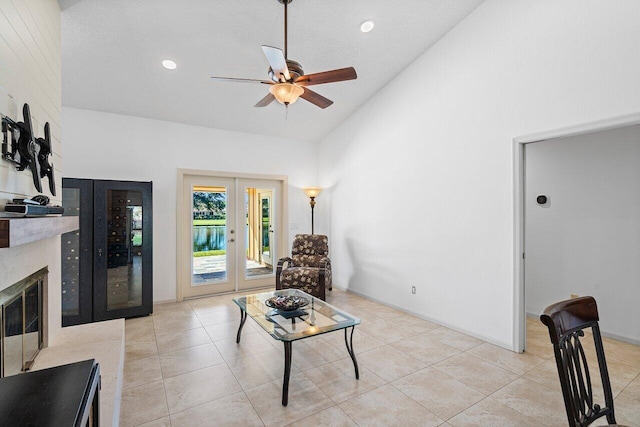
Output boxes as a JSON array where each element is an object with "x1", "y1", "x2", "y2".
[{"x1": 210, "y1": 0, "x2": 357, "y2": 109}]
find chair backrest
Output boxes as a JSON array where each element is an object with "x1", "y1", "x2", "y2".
[
  {"x1": 291, "y1": 234, "x2": 329, "y2": 256},
  {"x1": 290, "y1": 234, "x2": 329, "y2": 267},
  {"x1": 540, "y1": 296, "x2": 617, "y2": 427}
]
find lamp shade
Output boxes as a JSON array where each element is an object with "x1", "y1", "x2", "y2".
[
  {"x1": 269, "y1": 83, "x2": 304, "y2": 105},
  {"x1": 303, "y1": 187, "x2": 322, "y2": 198}
]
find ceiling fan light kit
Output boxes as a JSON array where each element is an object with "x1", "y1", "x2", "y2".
[
  {"x1": 210, "y1": 0, "x2": 357, "y2": 110},
  {"x1": 269, "y1": 83, "x2": 304, "y2": 105}
]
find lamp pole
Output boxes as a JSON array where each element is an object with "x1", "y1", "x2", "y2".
[
  {"x1": 309, "y1": 196, "x2": 316, "y2": 234},
  {"x1": 303, "y1": 187, "x2": 322, "y2": 235}
]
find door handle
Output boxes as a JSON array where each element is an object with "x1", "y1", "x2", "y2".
[
  {"x1": 228, "y1": 238, "x2": 235, "y2": 243},
  {"x1": 98, "y1": 248, "x2": 103, "y2": 257}
]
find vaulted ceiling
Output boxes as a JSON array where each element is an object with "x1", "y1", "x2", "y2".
[{"x1": 60, "y1": 0, "x2": 484, "y2": 142}]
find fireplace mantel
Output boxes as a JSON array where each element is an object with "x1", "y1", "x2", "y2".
[{"x1": 0, "y1": 216, "x2": 79, "y2": 248}]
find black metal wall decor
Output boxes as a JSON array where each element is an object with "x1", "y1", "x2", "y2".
[{"x1": 1, "y1": 103, "x2": 56, "y2": 195}]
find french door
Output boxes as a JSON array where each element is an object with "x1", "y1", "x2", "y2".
[{"x1": 179, "y1": 172, "x2": 285, "y2": 299}]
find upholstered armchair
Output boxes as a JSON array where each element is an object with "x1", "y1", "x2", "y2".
[{"x1": 276, "y1": 234, "x2": 332, "y2": 300}]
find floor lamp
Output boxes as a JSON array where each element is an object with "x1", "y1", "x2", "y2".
[{"x1": 303, "y1": 187, "x2": 322, "y2": 234}]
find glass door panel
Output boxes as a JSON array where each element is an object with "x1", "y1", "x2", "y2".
[
  {"x1": 192, "y1": 185, "x2": 228, "y2": 285},
  {"x1": 260, "y1": 192, "x2": 274, "y2": 267},
  {"x1": 182, "y1": 176, "x2": 235, "y2": 298},
  {"x1": 105, "y1": 189, "x2": 143, "y2": 311},
  {"x1": 238, "y1": 180, "x2": 280, "y2": 290},
  {"x1": 61, "y1": 188, "x2": 81, "y2": 317},
  {"x1": 23, "y1": 282, "x2": 41, "y2": 367},
  {"x1": 94, "y1": 180, "x2": 152, "y2": 320},
  {"x1": 61, "y1": 178, "x2": 93, "y2": 326},
  {"x1": 3, "y1": 295, "x2": 23, "y2": 376}
]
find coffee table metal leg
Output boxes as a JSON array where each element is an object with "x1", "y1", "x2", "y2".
[
  {"x1": 236, "y1": 309, "x2": 247, "y2": 344},
  {"x1": 344, "y1": 326, "x2": 360, "y2": 379},
  {"x1": 283, "y1": 341, "x2": 292, "y2": 406}
]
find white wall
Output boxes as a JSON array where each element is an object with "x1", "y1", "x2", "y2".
[
  {"x1": 0, "y1": 0, "x2": 62, "y2": 343},
  {"x1": 317, "y1": 0, "x2": 640, "y2": 349},
  {"x1": 62, "y1": 107, "x2": 318, "y2": 302},
  {"x1": 525, "y1": 124, "x2": 640, "y2": 343}
]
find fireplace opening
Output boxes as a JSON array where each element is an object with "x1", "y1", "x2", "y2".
[{"x1": 0, "y1": 267, "x2": 45, "y2": 377}]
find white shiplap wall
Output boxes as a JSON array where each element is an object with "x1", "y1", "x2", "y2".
[
  {"x1": 1, "y1": 0, "x2": 61, "y2": 203},
  {"x1": 0, "y1": 0, "x2": 63, "y2": 344}
]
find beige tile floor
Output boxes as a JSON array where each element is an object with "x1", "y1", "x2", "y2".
[{"x1": 120, "y1": 289, "x2": 640, "y2": 426}]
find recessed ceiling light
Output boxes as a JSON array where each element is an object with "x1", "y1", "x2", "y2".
[
  {"x1": 162, "y1": 59, "x2": 177, "y2": 70},
  {"x1": 360, "y1": 20, "x2": 374, "y2": 33}
]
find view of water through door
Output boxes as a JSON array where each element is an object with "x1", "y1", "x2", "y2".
[
  {"x1": 192, "y1": 184, "x2": 230, "y2": 286},
  {"x1": 180, "y1": 173, "x2": 283, "y2": 298}
]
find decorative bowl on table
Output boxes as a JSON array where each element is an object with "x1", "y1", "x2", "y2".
[{"x1": 265, "y1": 295, "x2": 309, "y2": 311}]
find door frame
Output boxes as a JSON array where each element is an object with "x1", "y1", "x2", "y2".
[
  {"x1": 176, "y1": 169, "x2": 288, "y2": 301},
  {"x1": 512, "y1": 112, "x2": 640, "y2": 352}
]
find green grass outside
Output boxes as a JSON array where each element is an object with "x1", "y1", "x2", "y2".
[
  {"x1": 193, "y1": 219, "x2": 270, "y2": 226},
  {"x1": 193, "y1": 249, "x2": 226, "y2": 257},
  {"x1": 193, "y1": 219, "x2": 226, "y2": 226}
]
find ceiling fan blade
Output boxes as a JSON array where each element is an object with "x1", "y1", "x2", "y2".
[
  {"x1": 300, "y1": 88, "x2": 333, "y2": 109},
  {"x1": 295, "y1": 67, "x2": 357, "y2": 86},
  {"x1": 261, "y1": 45, "x2": 291, "y2": 82},
  {"x1": 254, "y1": 93, "x2": 276, "y2": 108},
  {"x1": 210, "y1": 77, "x2": 272, "y2": 84}
]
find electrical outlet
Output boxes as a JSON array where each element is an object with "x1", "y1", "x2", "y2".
[{"x1": 411, "y1": 286, "x2": 416, "y2": 295}]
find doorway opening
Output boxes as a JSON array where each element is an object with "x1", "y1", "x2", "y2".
[{"x1": 513, "y1": 113, "x2": 640, "y2": 352}]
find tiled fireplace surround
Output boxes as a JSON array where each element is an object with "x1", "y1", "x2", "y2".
[{"x1": 0, "y1": 237, "x2": 125, "y2": 426}]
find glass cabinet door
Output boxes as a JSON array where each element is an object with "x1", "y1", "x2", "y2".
[
  {"x1": 93, "y1": 180, "x2": 153, "y2": 320},
  {"x1": 61, "y1": 178, "x2": 94, "y2": 326}
]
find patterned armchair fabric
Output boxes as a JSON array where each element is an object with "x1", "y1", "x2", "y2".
[{"x1": 276, "y1": 234, "x2": 332, "y2": 300}]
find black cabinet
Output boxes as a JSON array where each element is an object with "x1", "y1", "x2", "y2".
[{"x1": 62, "y1": 178, "x2": 153, "y2": 326}]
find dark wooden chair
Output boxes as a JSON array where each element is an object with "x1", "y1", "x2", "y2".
[
  {"x1": 540, "y1": 296, "x2": 625, "y2": 427},
  {"x1": 276, "y1": 234, "x2": 332, "y2": 300}
]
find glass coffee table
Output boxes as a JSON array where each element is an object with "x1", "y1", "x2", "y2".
[{"x1": 233, "y1": 289, "x2": 361, "y2": 406}]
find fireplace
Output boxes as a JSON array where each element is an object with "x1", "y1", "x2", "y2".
[{"x1": 0, "y1": 267, "x2": 46, "y2": 377}]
